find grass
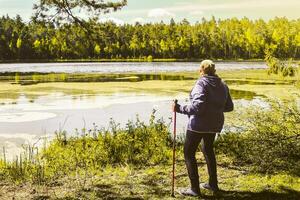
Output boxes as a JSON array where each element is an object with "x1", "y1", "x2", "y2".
[{"x1": 1, "y1": 155, "x2": 299, "y2": 199}]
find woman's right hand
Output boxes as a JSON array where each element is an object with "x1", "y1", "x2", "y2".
[
  {"x1": 172, "y1": 102, "x2": 176, "y2": 112},
  {"x1": 172, "y1": 100, "x2": 178, "y2": 112}
]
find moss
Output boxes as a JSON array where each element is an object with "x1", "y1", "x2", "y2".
[{"x1": 0, "y1": 69, "x2": 299, "y2": 104}]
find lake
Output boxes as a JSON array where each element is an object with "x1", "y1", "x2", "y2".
[
  {"x1": 0, "y1": 61, "x2": 267, "y2": 73},
  {"x1": 0, "y1": 62, "x2": 268, "y2": 159}
]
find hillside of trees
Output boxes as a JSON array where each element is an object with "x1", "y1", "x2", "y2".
[{"x1": 0, "y1": 16, "x2": 300, "y2": 61}]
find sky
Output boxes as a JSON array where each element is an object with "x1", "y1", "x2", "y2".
[{"x1": 0, "y1": 0, "x2": 299, "y2": 24}]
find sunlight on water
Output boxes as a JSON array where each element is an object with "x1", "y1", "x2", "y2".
[
  {"x1": 0, "y1": 62, "x2": 267, "y2": 73},
  {"x1": 0, "y1": 112, "x2": 57, "y2": 123}
]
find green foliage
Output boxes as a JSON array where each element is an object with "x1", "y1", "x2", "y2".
[
  {"x1": 14, "y1": 73, "x2": 20, "y2": 83},
  {"x1": 0, "y1": 111, "x2": 172, "y2": 183},
  {"x1": 147, "y1": 55, "x2": 153, "y2": 62},
  {"x1": 0, "y1": 144, "x2": 46, "y2": 184},
  {"x1": 94, "y1": 44, "x2": 101, "y2": 56},
  {"x1": 265, "y1": 51, "x2": 297, "y2": 77},
  {"x1": 1, "y1": 16, "x2": 300, "y2": 60},
  {"x1": 33, "y1": 40, "x2": 41, "y2": 49},
  {"x1": 216, "y1": 100, "x2": 300, "y2": 174},
  {"x1": 16, "y1": 38, "x2": 22, "y2": 49},
  {"x1": 265, "y1": 50, "x2": 281, "y2": 75}
]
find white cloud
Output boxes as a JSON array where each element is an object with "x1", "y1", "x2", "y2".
[
  {"x1": 148, "y1": 8, "x2": 175, "y2": 18},
  {"x1": 190, "y1": 10, "x2": 204, "y2": 16},
  {"x1": 168, "y1": 0, "x2": 300, "y2": 13},
  {"x1": 99, "y1": 17, "x2": 125, "y2": 25}
]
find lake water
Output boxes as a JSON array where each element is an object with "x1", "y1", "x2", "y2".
[
  {"x1": 0, "y1": 61, "x2": 267, "y2": 73},
  {"x1": 0, "y1": 62, "x2": 268, "y2": 160},
  {"x1": 0, "y1": 91, "x2": 266, "y2": 160}
]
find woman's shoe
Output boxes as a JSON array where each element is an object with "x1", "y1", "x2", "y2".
[
  {"x1": 178, "y1": 188, "x2": 200, "y2": 196},
  {"x1": 200, "y1": 183, "x2": 219, "y2": 192}
]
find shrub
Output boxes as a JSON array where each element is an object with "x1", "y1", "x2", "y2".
[
  {"x1": 265, "y1": 52, "x2": 297, "y2": 77},
  {"x1": 216, "y1": 100, "x2": 300, "y2": 174},
  {"x1": 147, "y1": 55, "x2": 153, "y2": 62}
]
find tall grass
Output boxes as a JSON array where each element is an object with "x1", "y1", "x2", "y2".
[{"x1": 0, "y1": 111, "x2": 173, "y2": 184}]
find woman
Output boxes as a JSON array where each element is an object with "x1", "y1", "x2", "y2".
[{"x1": 173, "y1": 60, "x2": 234, "y2": 196}]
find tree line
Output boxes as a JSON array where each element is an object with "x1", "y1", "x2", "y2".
[{"x1": 0, "y1": 15, "x2": 300, "y2": 61}]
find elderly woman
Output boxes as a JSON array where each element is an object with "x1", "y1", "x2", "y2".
[{"x1": 173, "y1": 60, "x2": 234, "y2": 196}]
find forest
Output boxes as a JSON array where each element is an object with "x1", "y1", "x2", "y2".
[{"x1": 1, "y1": 15, "x2": 300, "y2": 61}]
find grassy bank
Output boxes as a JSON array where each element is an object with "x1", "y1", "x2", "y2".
[{"x1": 1, "y1": 157, "x2": 299, "y2": 199}]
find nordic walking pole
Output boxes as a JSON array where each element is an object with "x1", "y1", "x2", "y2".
[{"x1": 172, "y1": 99, "x2": 178, "y2": 197}]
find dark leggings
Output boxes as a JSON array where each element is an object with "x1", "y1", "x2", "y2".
[{"x1": 184, "y1": 130, "x2": 218, "y2": 192}]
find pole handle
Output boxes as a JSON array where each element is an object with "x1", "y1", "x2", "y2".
[{"x1": 174, "y1": 99, "x2": 178, "y2": 105}]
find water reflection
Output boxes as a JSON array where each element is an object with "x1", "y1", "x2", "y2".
[
  {"x1": 0, "y1": 112, "x2": 56, "y2": 123},
  {"x1": 230, "y1": 89, "x2": 264, "y2": 100},
  {"x1": 3, "y1": 73, "x2": 195, "y2": 85}
]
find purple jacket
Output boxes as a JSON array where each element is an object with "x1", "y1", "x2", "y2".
[{"x1": 176, "y1": 75, "x2": 233, "y2": 133}]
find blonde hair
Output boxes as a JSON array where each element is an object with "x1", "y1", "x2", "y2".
[{"x1": 200, "y1": 60, "x2": 216, "y2": 76}]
